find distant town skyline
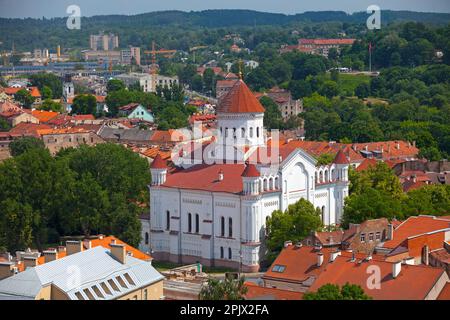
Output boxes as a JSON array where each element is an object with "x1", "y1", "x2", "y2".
[{"x1": 0, "y1": 0, "x2": 449, "y2": 18}]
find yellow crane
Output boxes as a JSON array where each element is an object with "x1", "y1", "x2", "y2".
[
  {"x1": 144, "y1": 41, "x2": 177, "y2": 74},
  {"x1": 189, "y1": 45, "x2": 208, "y2": 63}
]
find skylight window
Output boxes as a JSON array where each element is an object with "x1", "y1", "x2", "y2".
[{"x1": 272, "y1": 265, "x2": 286, "y2": 273}]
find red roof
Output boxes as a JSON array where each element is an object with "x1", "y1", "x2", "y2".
[
  {"x1": 31, "y1": 110, "x2": 59, "y2": 122},
  {"x1": 263, "y1": 245, "x2": 334, "y2": 283},
  {"x1": 383, "y1": 216, "x2": 450, "y2": 250},
  {"x1": 309, "y1": 256, "x2": 444, "y2": 300},
  {"x1": 163, "y1": 163, "x2": 247, "y2": 194},
  {"x1": 72, "y1": 114, "x2": 95, "y2": 121},
  {"x1": 241, "y1": 163, "x2": 260, "y2": 177},
  {"x1": 437, "y1": 282, "x2": 450, "y2": 300},
  {"x1": 333, "y1": 148, "x2": 350, "y2": 164},
  {"x1": 151, "y1": 153, "x2": 168, "y2": 169},
  {"x1": 216, "y1": 80, "x2": 265, "y2": 114},
  {"x1": 299, "y1": 38, "x2": 356, "y2": 45},
  {"x1": 356, "y1": 158, "x2": 378, "y2": 172},
  {"x1": 8, "y1": 122, "x2": 51, "y2": 137},
  {"x1": 244, "y1": 282, "x2": 303, "y2": 300}
]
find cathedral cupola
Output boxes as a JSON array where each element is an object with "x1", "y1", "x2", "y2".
[
  {"x1": 242, "y1": 162, "x2": 261, "y2": 195},
  {"x1": 150, "y1": 153, "x2": 168, "y2": 186}
]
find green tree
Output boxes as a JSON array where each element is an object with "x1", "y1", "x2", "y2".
[
  {"x1": 316, "y1": 153, "x2": 335, "y2": 166},
  {"x1": 304, "y1": 283, "x2": 372, "y2": 300},
  {"x1": 71, "y1": 94, "x2": 97, "y2": 116},
  {"x1": 203, "y1": 68, "x2": 215, "y2": 93},
  {"x1": 107, "y1": 79, "x2": 126, "y2": 92},
  {"x1": 30, "y1": 73, "x2": 62, "y2": 99},
  {"x1": 41, "y1": 85, "x2": 53, "y2": 100},
  {"x1": 266, "y1": 199, "x2": 322, "y2": 258},
  {"x1": 355, "y1": 83, "x2": 370, "y2": 99},
  {"x1": 40, "y1": 99, "x2": 64, "y2": 112},
  {"x1": 199, "y1": 277, "x2": 248, "y2": 300},
  {"x1": 14, "y1": 89, "x2": 35, "y2": 108},
  {"x1": 0, "y1": 118, "x2": 11, "y2": 132},
  {"x1": 9, "y1": 137, "x2": 45, "y2": 157},
  {"x1": 261, "y1": 96, "x2": 284, "y2": 129}
]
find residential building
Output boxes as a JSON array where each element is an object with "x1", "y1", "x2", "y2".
[
  {"x1": 115, "y1": 73, "x2": 179, "y2": 93},
  {"x1": 118, "y1": 103, "x2": 154, "y2": 122},
  {"x1": 263, "y1": 87, "x2": 303, "y2": 120},
  {"x1": 121, "y1": 46, "x2": 141, "y2": 65},
  {"x1": 144, "y1": 80, "x2": 350, "y2": 272},
  {"x1": 38, "y1": 128, "x2": 105, "y2": 155},
  {"x1": 90, "y1": 32, "x2": 119, "y2": 51},
  {"x1": 83, "y1": 50, "x2": 121, "y2": 65},
  {"x1": 280, "y1": 38, "x2": 356, "y2": 57},
  {"x1": 0, "y1": 245, "x2": 163, "y2": 300},
  {"x1": 308, "y1": 254, "x2": 449, "y2": 300},
  {"x1": 216, "y1": 79, "x2": 238, "y2": 100}
]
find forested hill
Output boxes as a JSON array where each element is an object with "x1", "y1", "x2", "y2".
[
  {"x1": 1, "y1": 9, "x2": 449, "y2": 52},
  {"x1": 1, "y1": 9, "x2": 450, "y2": 27}
]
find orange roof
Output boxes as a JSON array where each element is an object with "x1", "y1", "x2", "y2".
[
  {"x1": 140, "y1": 146, "x2": 172, "y2": 161},
  {"x1": 333, "y1": 148, "x2": 350, "y2": 164},
  {"x1": 383, "y1": 216, "x2": 450, "y2": 249},
  {"x1": 151, "y1": 153, "x2": 168, "y2": 169},
  {"x1": 217, "y1": 80, "x2": 265, "y2": 114},
  {"x1": 72, "y1": 114, "x2": 95, "y2": 121},
  {"x1": 244, "y1": 282, "x2": 304, "y2": 300},
  {"x1": 263, "y1": 245, "x2": 334, "y2": 283},
  {"x1": 356, "y1": 158, "x2": 378, "y2": 172},
  {"x1": 30, "y1": 87, "x2": 41, "y2": 98},
  {"x1": 352, "y1": 141, "x2": 419, "y2": 160},
  {"x1": 89, "y1": 235, "x2": 152, "y2": 261},
  {"x1": 299, "y1": 38, "x2": 356, "y2": 45},
  {"x1": 437, "y1": 282, "x2": 450, "y2": 300},
  {"x1": 31, "y1": 110, "x2": 59, "y2": 122},
  {"x1": 309, "y1": 256, "x2": 444, "y2": 300},
  {"x1": 9, "y1": 122, "x2": 51, "y2": 137},
  {"x1": 163, "y1": 163, "x2": 247, "y2": 194},
  {"x1": 241, "y1": 163, "x2": 260, "y2": 177}
]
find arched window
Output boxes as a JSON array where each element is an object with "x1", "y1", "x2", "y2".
[
  {"x1": 233, "y1": 128, "x2": 237, "y2": 138},
  {"x1": 315, "y1": 172, "x2": 318, "y2": 183},
  {"x1": 324, "y1": 169, "x2": 329, "y2": 182},
  {"x1": 145, "y1": 232, "x2": 149, "y2": 245},
  {"x1": 256, "y1": 127, "x2": 260, "y2": 138},
  {"x1": 228, "y1": 217, "x2": 233, "y2": 238},
  {"x1": 274, "y1": 177, "x2": 279, "y2": 189},
  {"x1": 188, "y1": 213, "x2": 192, "y2": 233},
  {"x1": 241, "y1": 127, "x2": 245, "y2": 138},
  {"x1": 220, "y1": 247, "x2": 224, "y2": 259},
  {"x1": 221, "y1": 216, "x2": 225, "y2": 237},
  {"x1": 225, "y1": 127, "x2": 228, "y2": 138},
  {"x1": 263, "y1": 179, "x2": 268, "y2": 191},
  {"x1": 195, "y1": 214, "x2": 200, "y2": 233},
  {"x1": 250, "y1": 127, "x2": 253, "y2": 138},
  {"x1": 228, "y1": 248, "x2": 232, "y2": 260},
  {"x1": 166, "y1": 211, "x2": 170, "y2": 230},
  {"x1": 319, "y1": 171, "x2": 323, "y2": 183}
]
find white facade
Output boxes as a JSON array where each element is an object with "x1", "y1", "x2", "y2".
[
  {"x1": 142, "y1": 81, "x2": 349, "y2": 271},
  {"x1": 115, "y1": 73, "x2": 179, "y2": 93}
]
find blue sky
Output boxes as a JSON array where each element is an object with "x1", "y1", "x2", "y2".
[{"x1": 1, "y1": 0, "x2": 449, "y2": 18}]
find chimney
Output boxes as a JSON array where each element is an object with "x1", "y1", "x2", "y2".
[
  {"x1": 396, "y1": 142, "x2": 400, "y2": 150},
  {"x1": 392, "y1": 261, "x2": 402, "y2": 278},
  {"x1": 0, "y1": 262, "x2": 14, "y2": 280},
  {"x1": 66, "y1": 240, "x2": 83, "y2": 256},
  {"x1": 98, "y1": 234, "x2": 104, "y2": 240},
  {"x1": 83, "y1": 239, "x2": 92, "y2": 250},
  {"x1": 387, "y1": 224, "x2": 394, "y2": 240},
  {"x1": 317, "y1": 253, "x2": 324, "y2": 267},
  {"x1": 23, "y1": 257, "x2": 38, "y2": 269},
  {"x1": 330, "y1": 250, "x2": 341, "y2": 262},
  {"x1": 111, "y1": 239, "x2": 116, "y2": 245},
  {"x1": 295, "y1": 242, "x2": 303, "y2": 249},
  {"x1": 57, "y1": 246, "x2": 66, "y2": 254},
  {"x1": 43, "y1": 249, "x2": 58, "y2": 263},
  {"x1": 284, "y1": 240, "x2": 292, "y2": 248},
  {"x1": 110, "y1": 244, "x2": 126, "y2": 264},
  {"x1": 218, "y1": 169, "x2": 224, "y2": 181}
]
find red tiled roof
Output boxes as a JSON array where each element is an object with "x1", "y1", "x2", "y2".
[
  {"x1": 333, "y1": 148, "x2": 350, "y2": 164},
  {"x1": 242, "y1": 163, "x2": 260, "y2": 177},
  {"x1": 383, "y1": 216, "x2": 450, "y2": 249},
  {"x1": 244, "y1": 282, "x2": 304, "y2": 300},
  {"x1": 356, "y1": 158, "x2": 378, "y2": 172},
  {"x1": 163, "y1": 163, "x2": 246, "y2": 194},
  {"x1": 299, "y1": 38, "x2": 356, "y2": 45},
  {"x1": 72, "y1": 114, "x2": 95, "y2": 121},
  {"x1": 90, "y1": 235, "x2": 152, "y2": 261},
  {"x1": 119, "y1": 103, "x2": 140, "y2": 111},
  {"x1": 352, "y1": 141, "x2": 419, "y2": 160},
  {"x1": 151, "y1": 153, "x2": 168, "y2": 169},
  {"x1": 8, "y1": 122, "x2": 51, "y2": 137},
  {"x1": 309, "y1": 256, "x2": 444, "y2": 300},
  {"x1": 437, "y1": 282, "x2": 450, "y2": 300},
  {"x1": 263, "y1": 245, "x2": 334, "y2": 283},
  {"x1": 31, "y1": 110, "x2": 59, "y2": 122},
  {"x1": 217, "y1": 80, "x2": 265, "y2": 114}
]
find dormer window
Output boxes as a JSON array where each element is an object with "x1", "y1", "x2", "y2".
[{"x1": 360, "y1": 233, "x2": 365, "y2": 243}]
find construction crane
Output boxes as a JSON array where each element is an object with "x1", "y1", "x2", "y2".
[
  {"x1": 144, "y1": 41, "x2": 177, "y2": 74},
  {"x1": 189, "y1": 45, "x2": 208, "y2": 63},
  {"x1": 144, "y1": 41, "x2": 177, "y2": 92}
]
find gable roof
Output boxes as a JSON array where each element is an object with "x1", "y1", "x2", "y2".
[
  {"x1": 151, "y1": 153, "x2": 168, "y2": 169},
  {"x1": 31, "y1": 110, "x2": 59, "y2": 123},
  {"x1": 216, "y1": 80, "x2": 265, "y2": 114},
  {"x1": 333, "y1": 148, "x2": 350, "y2": 164},
  {"x1": 309, "y1": 256, "x2": 444, "y2": 300},
  {"x1": 382, "y1": 215, "x2": 450, "y2": 250}
]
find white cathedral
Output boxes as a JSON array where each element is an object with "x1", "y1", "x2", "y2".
[{"x1": 140, "y1": 80, "x2": 349, "y2": 272}]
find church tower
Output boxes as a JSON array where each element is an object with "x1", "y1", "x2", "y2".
[
  {"x1": 214, "y1": 79, "x2": 265, "y2": 162},
  {"x1": 62, "y1": 74, "x2": 75, "y2": 102},
  {"x1": 150, "y1": 154, "x2": 168, "y2": 186}
]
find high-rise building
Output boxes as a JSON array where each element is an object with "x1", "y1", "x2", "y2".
[
  {"x1": 89, "y1": 32, "x2": 119, "y2": 51},
  {"x1": 121, "y1": 47, "x2": 141, "y2": 65}
]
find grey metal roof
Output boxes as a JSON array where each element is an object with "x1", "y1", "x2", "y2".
[
  {"x1": 98, "y1": 126, "x2": 154, "y2": 142},
  {"x1": 0, "y1": 246, "x2": 164, "y2": 300}
]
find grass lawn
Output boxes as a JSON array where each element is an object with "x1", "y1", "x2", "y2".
[{"x1": 326, "y1": 72, "x2": 371, "y2": 95}]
